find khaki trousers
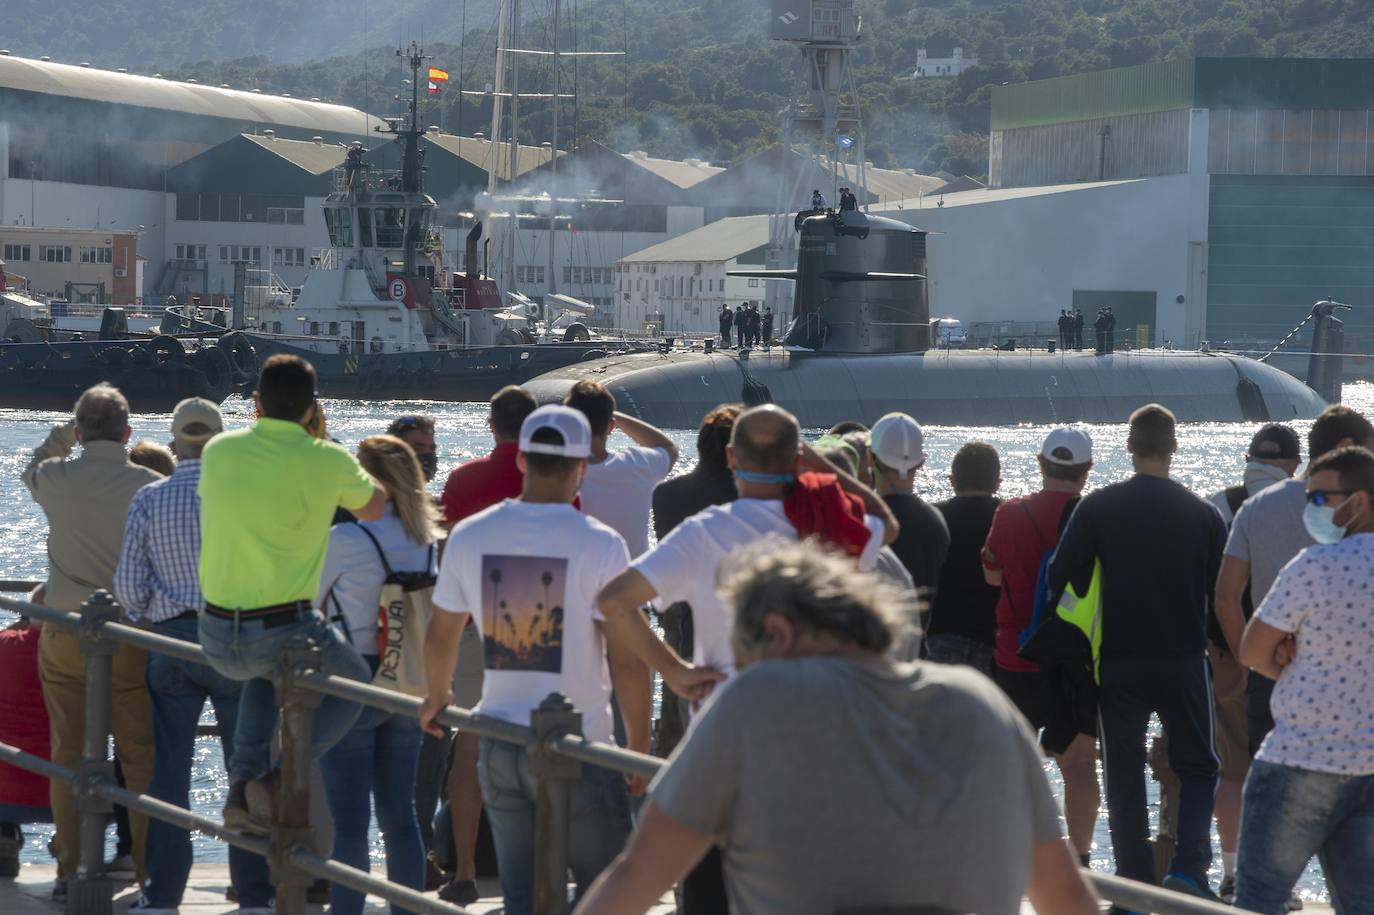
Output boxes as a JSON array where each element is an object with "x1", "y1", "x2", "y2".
[{"x1": 37, "y1": 625, "x2": 154, "y2": 880}]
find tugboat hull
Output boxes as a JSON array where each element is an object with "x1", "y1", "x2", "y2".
[
  {"x1": 245, "y1": 334, "x2": 636, "y2": 403},
  {"x1": 0, "y1": 335, "x2": 256, "y2": 413},
  {"x1": 524, "y1": 347, "x2": 1329, "y2": 428}
]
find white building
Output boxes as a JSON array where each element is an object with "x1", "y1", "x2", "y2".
[
  {"x1": 914, "y1": 48, "x2": 978, "y2": 79},
  {"x1": 615, "y1": 215, "x2": 770, "y2": 334}
]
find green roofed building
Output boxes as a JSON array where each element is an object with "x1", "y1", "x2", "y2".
[{"x1": 970, "y1": 58, "x2": 1374, "y2": 359}]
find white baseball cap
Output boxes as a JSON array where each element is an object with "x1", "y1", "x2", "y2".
[
  {"x1": 1040, "y1": 428, "x2": 1093, "y2": 466},
  {"x1": 518, "y1": 404, "x2": 592, "y2": 459},
  {"x1": 869, "y1": 412, "x2": 926, "y2": 474},
  {"x1": 171, "y1": 397, "x2": 223, "y2": 443}
]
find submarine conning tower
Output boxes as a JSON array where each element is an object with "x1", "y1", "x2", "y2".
[{"x1": 783, "y1": 210, "x2": 930, "y2": 354}]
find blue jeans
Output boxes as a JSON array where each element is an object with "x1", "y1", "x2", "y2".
[
  {"x1": 198, "y1": 609, "x2": 371, "y2": 782},
  {"x1": 1098, "y1": 655, "x2": 1218, "y2": 885},
  {"x1": 478, "y1": 738, "x2": 632, "y2": 915},
  {"x1": 1236, "y1": 759, "x2": 1374, "y2": 914},
  {"x1": 143, "y1": 614, "x2": 273, "y2": 908},
  {"x1": 321, "y1": 663, "x2": 425, "y2": 915},
  {"x1": 924, "y1": 634, "x2": 994, "y2": 677}
]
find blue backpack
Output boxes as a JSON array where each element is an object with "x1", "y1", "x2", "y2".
[{"x1": 1016, "y1": 497, "x2": 1080, "y2": 649}]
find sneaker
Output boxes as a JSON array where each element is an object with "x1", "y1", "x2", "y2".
[
  {"x1": 51, "y1": 878, "x2": 67, "y2": 903},
  {"x1": 438, "y1": 879, "x2": 479, "y2": 905},
  {"x1": 223, "y1": 780, "x2": 256, "y2": 834},
  {"x1": 1287, "y1": 894, "x2": 1305, "y2": 911},
  {"x1": 1162, "y1": 873, "x2": 1222, "y2": 903},
  {"x1": 244, "y1": 770, "x2": 280, "y2": 836},
  {"x1": 127, "y1": 893, "x2": 179, "y2": 914},
  {"x1": 1219, "y1": 876, "x2": 1236, "y2": 904},
  {"x1": 101, "y1": 853, "x2": 138, "y2": 882},
  {"x1": 225, "y1": 885, "x2": 239, "y2": 903},
  {"x1": 306, "y1": 878, "x2": 330, "y2": 905}
]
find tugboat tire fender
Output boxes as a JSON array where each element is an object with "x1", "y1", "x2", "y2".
[
  {"x1": 145, "y1": 335, "x2": 186, "y2": 365},
  {"x1": 190, "y1": 346, "x2": 234, "y2": 402},
  {"x1": 217, "y1": 332, "x2": 258, "y2": 382},
  {"x1": 495, "y1": 329, "x2": 523, "y2": 346},
  {"x1": 95, "y1": 346, "x2": 132, "y2": 383},
  {"x1": 562, "y1": 322, "x2": 591, "y2": 343}
]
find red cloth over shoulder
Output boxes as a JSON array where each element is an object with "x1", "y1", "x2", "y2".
[
  {"x1": 0, "y1": 626, "x2": 52, "y2": 810},
  {"x1": 783, "y1": 472, "x2": 871, "y2": 558}
]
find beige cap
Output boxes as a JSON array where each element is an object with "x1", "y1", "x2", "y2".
[{"x1": 171, "y1": 397, "x2": 224, "y2": 442}]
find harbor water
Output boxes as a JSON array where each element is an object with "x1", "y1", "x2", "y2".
[{"x1": 8, "y1": 386, "x2": 1366, "y2": 900}]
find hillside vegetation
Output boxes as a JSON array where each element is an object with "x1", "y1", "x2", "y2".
[{"x1": 8, "y1": 0, "x2": 1374, "y2": 176}]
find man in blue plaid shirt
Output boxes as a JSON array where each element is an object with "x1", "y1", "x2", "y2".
[{"x1": 114, "y1": 398, "x2": 273, "y2": 915}]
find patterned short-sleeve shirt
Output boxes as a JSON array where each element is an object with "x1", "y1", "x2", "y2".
[{"x1": 1254, "y1": 532, "x2": 1374, "y2": 775}]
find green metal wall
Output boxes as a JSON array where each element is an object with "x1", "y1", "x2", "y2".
[
  {"x1": 994, "y1": 58, "x2": 1374, "y2": 132},
  {"x1": 1207, "y1": 174, "x2": 1374, "y2": 348},
  {"x1": 992, "y1": 61, "x2": 1195, "y2": 131}
]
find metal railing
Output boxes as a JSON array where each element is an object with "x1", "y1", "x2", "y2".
[{"x1": 0, "y1": 586, "x2": 1240, "y2": 915}]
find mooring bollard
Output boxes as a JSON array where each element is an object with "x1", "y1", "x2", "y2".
[
  {"x1": 72, "y1": 590, "x2": 119, "y2": 915},
  {"x1": 529, "y1": 693, "x2": 582, "y2": 915},
  {"x1": 272, "y1": 643, "x2": 323, "y2": 915}
]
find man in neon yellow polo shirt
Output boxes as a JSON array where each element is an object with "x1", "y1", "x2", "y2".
[{"x1": 198, "y1": 354, "x2": 386, "y2": 834}]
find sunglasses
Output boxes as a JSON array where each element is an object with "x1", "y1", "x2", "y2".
[
  {"x1": 1306, "y1": 489, "x2": 1351, "y2": 507},
  {"x1": 392, "y1": 415, "x2": 432, "y2": 432}
]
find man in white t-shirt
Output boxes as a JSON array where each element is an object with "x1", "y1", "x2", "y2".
[
  {"x1": 418, "y1": 405, "x2": 652, "y2": 915},
  {"x1": 1236, "y1": 445, "x2": 1374, "y2": 913},
  {"x1": 596, "y1": 404, "x2": 899, "y2": 695},
  {"x1": 563, "y1": 379, "x2": 679, "y2": 557}
]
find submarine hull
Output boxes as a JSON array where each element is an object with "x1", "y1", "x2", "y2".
[{"x1": 523, "y1": 348, "x2": 1328, "y2": 428}]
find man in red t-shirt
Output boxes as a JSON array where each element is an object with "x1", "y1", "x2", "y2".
[
  {"x1": 981, "y1": 427, "x2": 1099, "y2": 865},
  {"x1": 0, "y1": 614, "x2": 53, "y2": 877},
  {"x1": 431, "y1": 384, "x2": 537, "y2": 903}
]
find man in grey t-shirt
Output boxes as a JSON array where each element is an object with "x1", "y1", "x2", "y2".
[
  {"x1": 1216, "y1": 406, "x2": 1374, "y2": 758},
  {"x1": 573, "y1": 541, "x2": 1097, "y2": 915}
]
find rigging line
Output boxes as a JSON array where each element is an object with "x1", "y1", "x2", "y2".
[{"x1": 456, "y1": 0, "x2": 467, "y2": 138}]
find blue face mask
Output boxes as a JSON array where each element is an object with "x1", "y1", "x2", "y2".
[
  {"x1": 733, "y1": 468, "x2": 796, "y2": 485},
  {"x1": 1303, "y1": 497, "x2": 1352, "y2": 545}
]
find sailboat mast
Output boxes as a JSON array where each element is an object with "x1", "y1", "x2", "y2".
[
  {"x1": 545, "y1": 0, "x2": 561, "y2": 310},
  {"x1": 504, "y1": 0, "x2": 522, "y2": 297}
]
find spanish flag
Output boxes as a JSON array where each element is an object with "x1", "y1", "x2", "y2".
[{"x1": 427, "y1": 66, "x2": 449, "y2": 95}]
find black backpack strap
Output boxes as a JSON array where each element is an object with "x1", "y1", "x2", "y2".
[
  {"x1": 354, "y1": 524, "x2": 397, "y2": 579},
  {"x1": 1224, "y1": 485, "x2": 1247, "y2": 518}
]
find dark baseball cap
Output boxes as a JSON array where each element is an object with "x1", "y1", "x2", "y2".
[{"x1": 1248, "y1": 424, "x2": 1301, "y2": 461}]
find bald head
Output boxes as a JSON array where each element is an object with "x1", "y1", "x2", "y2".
[{"x1": 729, "y1": 405, "x2": 800, "y2": 474}]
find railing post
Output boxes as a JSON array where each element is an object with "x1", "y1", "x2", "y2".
[
  {"x1": 529, "y1": 693, "x2": 582, "y2": 915},
  {"x1": 271, "y1": 644, "x2": 322, "y2": 915},
  {"x1": 71, "y1": 590, "x2": 119, "y2": 915}
]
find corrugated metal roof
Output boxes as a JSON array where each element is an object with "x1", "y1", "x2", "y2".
[
  {"x1": 421, "y1": 132, "x2": 554, "y2": 180},
  {"x1": 621, "y1": 151, "x2": 724, "y2": 188},
  {"x1": 0, "y1": 53, "x2": 383, "y2": 134},
  {"x1": 1194, "y1": 57, "x2": 1374, "y2": 110},
  {"x1": 619, "y1": 214, "x2": 769, "y2": 263},
  {"x1": 241, "y1": 134, "x2": 349, "y2": 174}
]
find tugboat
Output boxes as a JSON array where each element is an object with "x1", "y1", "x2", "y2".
[{"x1": 238, "y1": 44, "x2": 637, "y2": 402}]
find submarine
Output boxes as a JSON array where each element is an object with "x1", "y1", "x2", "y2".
[{"x1": 524, "y1": 207, "x2": 1334, "y2": 429}]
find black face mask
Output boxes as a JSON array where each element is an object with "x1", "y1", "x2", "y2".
[{"x1": 417, "y1": 452, "x2": 438, "y2": 482}]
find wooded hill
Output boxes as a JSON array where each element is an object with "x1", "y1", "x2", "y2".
[{"x1": 9, "y1": 0, "x2": 1374, "y2": 177}]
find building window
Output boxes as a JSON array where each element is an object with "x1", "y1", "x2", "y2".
[
  {"x1": 516, "y1": 265, "x2": 545, "y2": 285},
  {"x1": 40, "y1": 245, "x2": 72, "y2": 263},
  {"x1": 80, "y1": 246, "x2": 113, "y2": 264},
  {"x1": 273, "y1": 247, "x2": 305, "y2": 268},
  {"x1": 267, "y1": 207, "x2": 306, "y2": 225},
  {"x1": 220, "y1": 245, "x2": 263, "y2": 264},
  {"x1": 748, "y1": 278, "x2": 759, "y2": 287},
  {"x1": 3, "y1": 244, "x2": 30, "y2": 262},
  {"x1": 327, "y1": 321, "x2": 339, "y2": 336},
  {"x1": 175, "y1": 244, "x2": 206, "y2": 262}
]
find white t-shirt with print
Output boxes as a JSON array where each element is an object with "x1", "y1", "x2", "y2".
[
  {"x1": 1254, "y1": 532, "x2": 1374, "y2": 775},
  {"x1": 579, "y1": 446, "x2": 673, "y2": 558},
  {"x1": 631, "y1": 498, "x2": 884, "y2": 680},
  {"x1": 434, "y1": 499, "x2": 632, "y2": 743}
]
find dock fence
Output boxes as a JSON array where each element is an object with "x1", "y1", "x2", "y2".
[{"x1": 0, "y1": 585, "x2": 1238, "y2": 915}]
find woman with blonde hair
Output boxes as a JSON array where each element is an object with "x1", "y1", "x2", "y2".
[{"x1": 317, "y1": 434, "x2": 440, "y2": 915}]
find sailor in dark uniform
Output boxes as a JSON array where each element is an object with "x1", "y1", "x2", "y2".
[
  {"x1": 812, "y1": 189, "x2": 826, "y2": 212},
  {"x1": 762, "y1": 307, "x2": 774, "y2": 348},
  {"x1": 735, "y1": 301, "x2": 749, "y2": 346},
  {"x1": 719, "y1": 304, "x2": 733, "y2": 348}
]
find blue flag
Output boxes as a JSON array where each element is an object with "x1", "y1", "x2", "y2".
[{"x1": 836, "y1": 134, "x2": 855, "y2": 149}]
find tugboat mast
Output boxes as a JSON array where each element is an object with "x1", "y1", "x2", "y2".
[{"x1": 381, "y1": 42, "x2": 431, "y2": 278}]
